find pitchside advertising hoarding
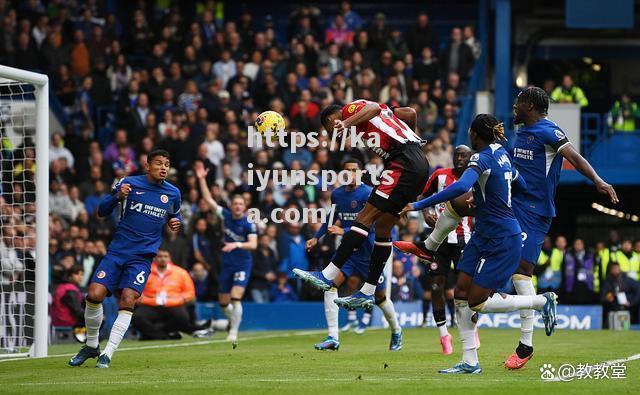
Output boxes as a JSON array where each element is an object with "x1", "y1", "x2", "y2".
[{"x1": 192, "y1": 301, "x2": 603, "y2": 331}]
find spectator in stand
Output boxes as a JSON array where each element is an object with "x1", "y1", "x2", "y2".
[
  {"x1": 192, "y1": 217, "x2": 216, "y2": 269},
  {"x1": 132, "y1": 249, "x2": 203, "y2": 340},
  {"x1": 415, "y1": 90, "x2": 439, "y2": 135},
  {"x1": 51, "y1": 265, "x2": 85, "y2": 337},
  {"x1": 391, "y1": 259, "x2": 415, "y2": 302},
  {"x1": 535, "y1": 235, "x2": 566, "y2": 293},
  {"x1": 441, "y1": 27, "x2": 474, "y2": 80},
  {"x1": 271, "y1": 272, "x2": 299, "y2": 302},
  {"x1": 49, "y1": 132, "x2": 75, "y2": 168},
  {"x1": 551, "y1": 74, "x2": 589, "y2": 108},
  {"x1": 69, "y1": 29, "x2": 90, "y2": 78},
  {"x1": 278, "y1": 222, "x2": 309, "y2": 279},
  {"x1": 613, "y1": 239, "x2": 639, "y2": 281},
  {"x1": 405, "y1": 13, "x2": 438, "y2": 57},
  {"x1": 543, "y1": 78, "x2": 555, "y2": 96},
  {"x1": 601, "y1": 262, "x2": 640, "y2": 327},
  {"x1": 609, "y1": 93, "x2": 639, "y2": 132},
  {"x1": 250, "y1": 234, "x2": 278, "y2": 303},
  {"x1": 463, "y1": 25, "x2": 481, "y2": 60},
  {"x1": 413, "y1": 47, "x2": 439, "y2": 87},
  {"x1": 104, "y1": 129, "x2": 135, "y2": 164},
  {"x1": 561, "y1": 238, "x2": 597, "y2": 304},
  {"x1": 325, "y1": 14, "x2": 354, "y2": 47},
  {"x1": 425, "y1": 137, "x2": 453, "y2": 169},
  {"x1": 341, "y1": 1, "x2": 363, "y2": 31}
]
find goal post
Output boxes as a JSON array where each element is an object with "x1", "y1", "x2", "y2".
[{"x1": 0, "y1": 65, "x2": 49, "y2": 358}]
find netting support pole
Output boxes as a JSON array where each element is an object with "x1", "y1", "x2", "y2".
[{"x1": 33, "y1": 81, "x2": 49, "y2": 358}]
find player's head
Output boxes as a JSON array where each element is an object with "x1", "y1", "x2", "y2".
[
  {"x1": 341, "y1": 158, "x2": 363, "y2": 187},
  {"x1": 453, "y1": 145, "x2": 472, "y2": 172},
  {"x1": 146, "y1": 149, "x2": 171, "y2": 181},
  {"x1": 514, "y1": 86, "x2": 549, "y2": 124},
  {"x1": 230, "y1": 194, "x2": 247, "y2": 216},
  {"x1": 320, "y1": 104, "x2": 343, "y2": 132},
  {"x1": 469, "y1": 114, "x2": 505, "y2": 150},
  {"x1": 155, "y1": 248, "x2": 171, "y2": 268}
]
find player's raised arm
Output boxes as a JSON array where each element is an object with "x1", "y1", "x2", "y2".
[
  {"x1": 392, "y1": 106, "x2": 418, "y2": 132},
  {"x1": 194, "y1": 161, "x2": 219, "y2": 212},
  {"x1": 559, "y1": 144, "x2": 618, "y2": 204},
  {"x1": 97, "y1": 178, "x2": 130, "y2": 218},
  {"x1": 400, "y1": 168, "x2": 480, "y2": 216}
]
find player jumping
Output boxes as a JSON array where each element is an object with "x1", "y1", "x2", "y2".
[
  {"x1": 293, "y1": 99, "x2": 430, "y2": 310},
  {"x1": 398, "y1": 145, "x2": 473, "y2": 355},
  {"x1": 401, "y1": 114, "x2": 558, "y2": 374},
  {"x1": 396, "y1": 87, "x2": 618, "y2": 369},
  {"x1": 305, "y1": 159, "x2": 402, "y2": 351},
  {"x1": 69, "y1": 149, "x2": 182, "y2": 368},
  {"x1": 195, "y1": 161, "x2": 257, "y2": 345}
]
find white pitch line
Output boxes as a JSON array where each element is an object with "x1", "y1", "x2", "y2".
[
  {"x1": 550, "y1": 353, "x2": 640, "y2": 382},
  {"x1": 0, "y1": 330, "x2": 326, "y2": 363}
]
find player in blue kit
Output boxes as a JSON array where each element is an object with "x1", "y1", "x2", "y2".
[
  {"x1": 69, "y1": 149, "x2": 182, "y2": 368},
  {"x1": 301, "y1": 159, "x2": 402, "y2": 351},
  {"x1": 401, "y1": 114, "x2": 558, "y2": 374},
  {"x1": 195, "y1": 161, "x2": 257, "y2": 345}
]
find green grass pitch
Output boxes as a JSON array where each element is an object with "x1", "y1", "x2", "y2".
[{"x1": 1, "y1": 328, "x2": 638, "y2": 394}]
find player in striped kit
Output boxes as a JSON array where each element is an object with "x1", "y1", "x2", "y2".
[
  {"x1": 395, "y1": 145, "x2": 474, "y2": 355},
  {"x1": 294, "y1": 99, "x2": 430, "y2": 310}
]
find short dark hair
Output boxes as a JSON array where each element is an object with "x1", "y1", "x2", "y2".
[
  {"x1": 148, "y1": 149, "x2": 171, "y2": 162},
  {"x1": 320, "y1": 104, "x2": 343, "y2": 127},
  {"x1": 342, "y1": 157, "x2": 363, "y2": 169},
  {"x1": 518, "y1": 87, "x2": 549, "y2": 115},
  {"x1": 67, "y1": 265, "x2": 84, "y2": 276}
]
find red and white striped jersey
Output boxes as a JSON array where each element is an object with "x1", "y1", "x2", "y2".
[
  {"x1": 422, "y1": 168, "x2": 473, "y2": 245},
  {"x1": 341, "y1": 100, "x2": 423, "y2": 161}
]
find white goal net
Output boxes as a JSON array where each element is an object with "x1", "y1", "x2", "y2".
[{"x1": 0, "y1": 66, "x2": 49, "y2": 358}]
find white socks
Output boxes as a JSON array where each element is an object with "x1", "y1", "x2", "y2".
[
  {"x1": 322, "y1": 263, "x2": 340, "y2": 281},
  {"x1": 103, "y1": 310, "x2": 132, "y2": 359},
  {"x1": 348, "y1": 309, "x2": 357, "y2": 322},
  {"x1": 455, "y1": 299, "x2": 478, "y2": 365},
  {"x1": 84, "y1": 301, "x2": 103, "y2": 349},
  {"x1": 324, "y1": 288, "x2": 339, "y2": 339},
  {"x1": 474, "y1": 293, "x2": 546, "y2": 313},
  {"x1": 361, "y1": 310, "x2": 372, "y2": 326},
  {"x1": 360, "y1": 282, "x2": 376, "y2": 296},
  {"x1": 424, "y1": 203, "x2": 460, "y2": 251},
  {"x1": 229, "y1": 300, "x2": 243, "y2": 338},
  {"x1": 378, "y1": 299, "x2": 401, "y2": 334},
  {"x1": 513, "y1": 275, "x2": 536, "y2": 347},
  {"x1": 437, "y1": 322, "x2": 449, "y2": 337}
]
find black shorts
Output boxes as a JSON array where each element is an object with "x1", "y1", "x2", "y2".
[
  {"x1": 419, "y1": 243, "x2": 463, "y2": 290},
  {"x1": 368, "y1": 144, "x2": 430, "y2": 215}
]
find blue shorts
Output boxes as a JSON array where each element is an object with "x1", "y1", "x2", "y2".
[
  {"x1": 341, "y1": 258, "x2": 388, "y2": 292},
  {"x1": 91, "y1": 252, "x2": 155, "y2": 295},
  {"x1": 457, "y1": 233, "x2": 522, "y2": 290},
  {"x1": 513, "y1": 203, "x2": 552, "y2": 265},
  {"x1": 219, "y1": 260, "x2": 253, "y2": 293}
]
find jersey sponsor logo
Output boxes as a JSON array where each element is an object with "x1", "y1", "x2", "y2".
[
  {"x1": 160, "y1": 194, "x2": 169, "y2": 203},
  {"x1": 129, "y1": 200, "x2": 168, "y2": 218},
  {"x1": 347, "y1": 104, "x2": 357, "y2": 113},
  {"x1": 97, "y1": 270, "x2": 106, "y2": 279},
  {"x1": 554, "y1": 129, "x2": 565, "y2": 139},
  {"x1": 513, "y1": 147, "x2": 533, "y2": 161},
  {"x1": 371, "y1": 145, "x2": 390, "y2": 160}
]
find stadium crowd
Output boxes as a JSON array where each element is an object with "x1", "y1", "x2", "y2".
[{"x1": 0, "y1": 1, "x2": 638, "y2": 330}]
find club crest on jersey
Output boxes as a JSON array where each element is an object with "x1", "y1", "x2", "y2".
[
  {"x1": 527, "y1": 135, "x2": 534, "y2": 144},
  {"x1": 554, "y1": 129, "x2": 565, "y2": 139},
  {"x1": 347, "y1": 104, "x2": 356, "y2": 113},
  {"x1": 97, "y1": 270, "x2": 106, "y2": 279},
  {"x1": 160, "y1": 194, "x2": 169, "y2": 203},
  {"x1": 470, "y1": 153, "x2": 480, "y2": 161},
  {"x1": 351, "y1": 200, "x2": 358, "y2": 208}
]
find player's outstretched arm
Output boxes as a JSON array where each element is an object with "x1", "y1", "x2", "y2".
[
  {"x1": 340, "y1": 101, "x2": 381, "y2": 129},
  {"x1": 194, "y1": 161, "x2": 219, "y2": 211},
  {"x1": 400, "y1": 168, "x2": 480, "y2": 216},
  {"x1": 97, "y1": 181, "x2": 131, "y2": 218},
  {"x1": 393, "y1": 106, "x2": 418, "y2": 131},
  {"x1": 560, "y1": 144, "x2": 619, "y2": 204}
]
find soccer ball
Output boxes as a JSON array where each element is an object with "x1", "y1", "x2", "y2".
[{"x1": 255, "y1": 111, "x2": 285, "y2": 134}]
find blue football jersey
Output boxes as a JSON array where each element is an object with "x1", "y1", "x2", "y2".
[
  {"x1": 468, "y1": 144, "x2": 522, "y2": 238},
  {"x1": 331, "y1": 184, "x2": 373, "y2": 231},
  {"x1": 217, "y1": 207, "x2": 257, "y2": 265},
  {"x1": 108, "y1": 175, "x2": 182, "y2": 256},
  {"x1": 511, "y1": 118, "x2": 570, "y2": 218}
]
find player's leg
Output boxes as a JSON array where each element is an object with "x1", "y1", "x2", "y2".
[
  {"x1": 227, "y1": 265, "x2": 251, "y2": 343},
  {"x1": 374, "y1": 274, "x2": 402, "y2": 351},
  {"x1": 97, "y1": 287, "x2": 140, "y2": 368},
  {"x1": 69, "y1": 254, "x2": 120, "y2": 367},
  {"x1": 335, "y1": 213, "x2": 397, "y2": 309},
  {"x1": 315, "y1": 271, "x2": 346, "y2": 350}
]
